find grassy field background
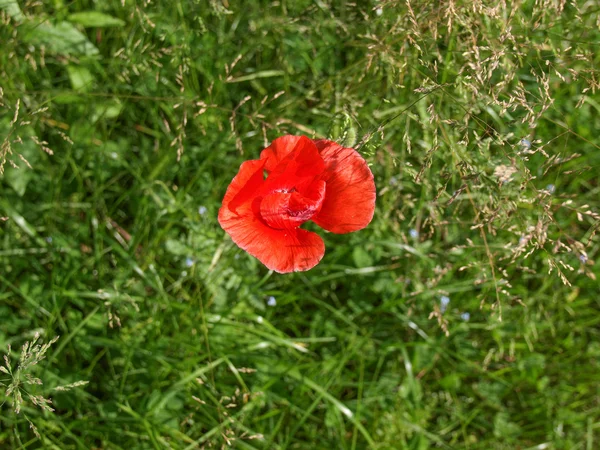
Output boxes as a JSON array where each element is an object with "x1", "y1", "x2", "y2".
[{"x1": 1, "y1": 0, "x2": 600, "y2": 448}]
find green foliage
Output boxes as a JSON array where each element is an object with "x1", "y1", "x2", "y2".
[
  {"x1": 67, "y1": 11, "x2": 125, "y2": 28},
  {"x1": 1, "y1": 0, "x2": 599, "y2": 448}
]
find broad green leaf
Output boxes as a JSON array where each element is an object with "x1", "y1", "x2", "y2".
[
  {"x1": 0, "y1": 0, "x2": 25, "y2": 22},
  {"x1": 4, "y1": 165, "x2": 33, "y2": 197},
  {"x1": 68, "y1": 11, "x2": 125, "y2": 28},
  {"x1": 22, "y1": 21, "x2": 99, "y2": 56},
  {"x1": 352, "y1": 246, "x2": 374, "y2": 268},
  {"x1": 91, "y1": 100, "x2": 123, "y2": 122},
  {"x1": 67, "y1": 65, "x2": 95, "y2": 91}
]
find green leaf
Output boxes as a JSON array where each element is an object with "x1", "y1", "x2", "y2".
[
  {"x1": 91, "y1": 100, "x2": 123, "y2": 122},
  {"x1": 22, "y1": 21, "x2": 99, "y2": 56},
  {"x1": 226, "y1": 70, "x2": 285, "y2": 83},
  {"x1": 440, "y1": 373, "x2": 462, "y2": 391},
  {"x1": 67, "y1": 65, "x2": 95, "y2": 91},
  {"x1": 493, "y1": 412, "x2": 521, "y2": 440},
  {"x1": 68, "y1": 11, "x2": 125, "y2": 28},
  {"x1": 353, "y1": 246, "x2": 374, "y2": 268},
  {"x1": 0, "y1": 0, "x2": 25, "y2": 22},
  {"x1": 165, "y1": 239, "x2": 190, "y2": 256},
  {"x1": 4, "y1": 165, "x2": 33, "y2": 197}
]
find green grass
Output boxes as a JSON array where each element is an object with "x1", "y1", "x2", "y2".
[{"x1": 1, "y1": 0, "x2": 600, "y2": 448}]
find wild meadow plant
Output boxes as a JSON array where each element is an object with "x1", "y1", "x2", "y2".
[
  {"x1": 1, "y1": 0, "x2": 599, "y2": 448},
  {"x1": 1, "y1": 333, "x2": 88, "y2": 441}
]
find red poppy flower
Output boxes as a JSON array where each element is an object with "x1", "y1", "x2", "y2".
[{"x1": 218, "y1": 135, "x2": 376, "y2": 273}]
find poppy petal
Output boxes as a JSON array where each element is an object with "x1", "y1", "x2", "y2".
[
  {"x1": 219, "y1": 201, "x2": 325, "y2": 273},
  {"x1": 222, "y1": 159, "x2": 266, "y2": 214},
  {"x1": 311, "y1": 140, "x2": 376, "y2": 234},
  {"x1": 260, "y1": 135, "x2": 323, "y2": 175},
  {"x1": 259, "y1": 227, "x2": 325, "y2": 273}
]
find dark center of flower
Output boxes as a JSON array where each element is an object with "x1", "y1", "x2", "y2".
[
  {"x1": 258, "y1": 180, "x2": 326, "y2": 230},
  {"x1": 273, "y1": 187, "x2": 297, "y2": 194}
]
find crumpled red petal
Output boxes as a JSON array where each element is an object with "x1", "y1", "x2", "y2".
[
  {"x1": 218, "y1": 158, "x2": 325, "y2": 273},
  {"x1": 311, "y1": 140, "x2": 376, "y2": 234},
  {"x1": 259, "y1": 180, "x2": 326, "y2": 230},
  {"x1": 262, "y1": 139, "x2": 325, "y2": 193}
]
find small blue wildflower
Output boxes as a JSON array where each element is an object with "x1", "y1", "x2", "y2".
[
  {"x1": 409, "y1": 229, "x2": 419, "y2": 239},
  {"x1": 389, "y1": 176, "x2": 398, "y2": 186},
  {"x1": 546, "y1": 184, "x2": 556, "y2": 194},
  {"x1": 185, "y1": 257, "x2": 195, "y2": 267},
  {"x1": 440, "y1": 295, "x2": 450, "y2": 313},
  {"x1": 579, "y1": 254, "x2": 588, "y2": 264},
  {"x1": 520, "y1": 138, "x2": 531, "y2": 149},
  {"x1": 198, "y1": 206, "x2": 207, "y2": 215},
  {"x1": 460, "y1": 312, "x2": 470, "y2": 321},
  {"x1": 267, "y1": 296, "x2": 277, "y2": 307},
  {"x1": 46, "y1": 237, "x2": 53, "y2": 243}
]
